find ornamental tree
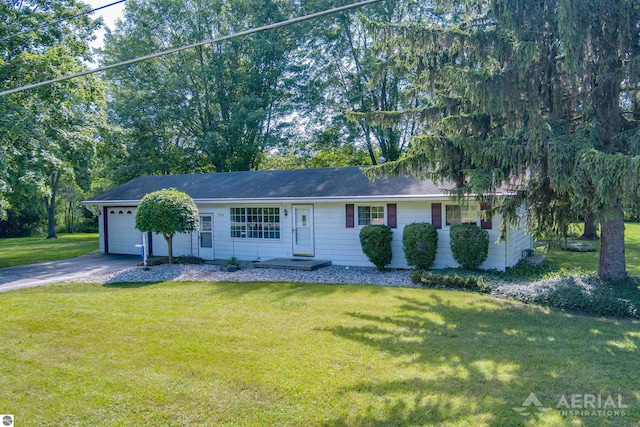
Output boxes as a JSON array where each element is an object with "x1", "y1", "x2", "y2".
[{"x1": 135, "y1": 188, "x2": 198, "y2": 264}]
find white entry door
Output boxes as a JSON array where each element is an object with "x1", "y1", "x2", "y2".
[
  {"x1": 293, "y1": 205, "x2": 314, "y2": 256},
  {"x1": 198, "y1": 214, "x2": 214, "y2": 260}
]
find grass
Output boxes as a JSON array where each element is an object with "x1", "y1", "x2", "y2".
[
  {"x1": 0, "y1": 281, "x2": 638, "y2": 426},
  {"x1": 0, "y1": 233, "x2": 99, "y2": 268},
  {"x1": 538, "y1": 222, "x2": 640, "y2": 276}
]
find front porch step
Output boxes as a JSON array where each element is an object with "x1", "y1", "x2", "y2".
[{"x1": 254, "y1": 258, "x2": 332, "y2": 271}]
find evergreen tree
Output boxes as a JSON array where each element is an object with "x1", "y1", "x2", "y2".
[{"x1": 367, "y1": 0, "x2": 640, "y2": 281}]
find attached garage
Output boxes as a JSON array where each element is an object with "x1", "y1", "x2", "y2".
[{"x1": 105, "y1": 207, "x2": 143, "y2": 255}]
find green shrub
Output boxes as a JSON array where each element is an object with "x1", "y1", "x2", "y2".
[
  {"x1": 560, "y1": 241, "x2": 597, "y2": 252},
  {"x1": 492, "y1": 275, "x2": 639, "y2": 318},
  {"x1": 141, "y1": 256, "x2": 205, "y2": 266},
  {"x1": 359, "y1": 225, "x2": 393, "y2": 271},
  {"x1": 502, "y1": 258, "x2": 556, "y2": 280},
  {"x1": 450, "y1": 224, "x2": 489, "y2": 269},
  {"x1": 411, "y1": 270, "x2": 491, "y2": 293},
  {"x1": 402, "y1": 222, "x2": 438, "y2": 269}
]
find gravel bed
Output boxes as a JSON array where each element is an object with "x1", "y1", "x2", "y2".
[{"x1": 78, "y1": 263, "x2": 416, "y2": 287}]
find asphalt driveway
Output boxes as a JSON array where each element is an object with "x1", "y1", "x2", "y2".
[{"x1": 0, "y1": 254, "x2": 140, "y2": 292}]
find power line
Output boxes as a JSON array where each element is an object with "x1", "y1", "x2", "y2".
[
  {"x1": 0, "y1": 0, "x2": 128, "y2": 44},
  {"x1": 0, "y1": 0, "x2": 382, "y2": 97}
]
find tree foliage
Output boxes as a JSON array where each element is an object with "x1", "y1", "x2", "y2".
[
  {"x1": 135, "y1": 188, "x2": 199, "y2": 264},
  {"x1": 366, "y1": 0, "x2": 640, "y2": 281},
  {"x1": 102, "y1": 0, "x2": 300, "y2": 181},
  {"x1": 0, "y1": 0, "x2": 105, "y2": 236},
  {"x1": 295, "y1": 0, "x2": 440, "y2": 165}
]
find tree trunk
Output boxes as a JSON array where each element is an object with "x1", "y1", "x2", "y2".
[
  {"x1": 598, "y1": 205, "x2": 626, "y2": 282},
  {"x1": 580, "y1": 214, "x2": 599, "y2": 240},
  {"x1": 45, "y1": 171, "x2": 62, "y2": 239},
  {"x1": 46, "y1": 203, "x2": 57, "y2": 239},
  {"x1": 165, "y1": 234, "x2": 174, "y2": 264}
]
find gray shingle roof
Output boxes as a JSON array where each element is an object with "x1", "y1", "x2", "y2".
[{"x1": 84, "y1": 166, "x2": 451, "y2": 204}]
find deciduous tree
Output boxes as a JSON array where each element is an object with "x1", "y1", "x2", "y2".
[
  {"x1": 102, "y1": 0, "x2": 298, "y2": 179},
  {"x1": 1, "y1": 0, "x2": 104, "y2": 237}
]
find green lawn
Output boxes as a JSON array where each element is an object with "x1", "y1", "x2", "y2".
[
  {"x1": 0, "y1": 281, "x2": 638, "y2": 426},
  {"x1": 540, "y1": 222, "x2": 640, "y2": 276},
  {"x1": 0, "y1": 233, "x2": 98, "y2": 268}
]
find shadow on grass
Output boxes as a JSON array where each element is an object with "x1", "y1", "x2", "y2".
[
  {"x1": 104, "y1": 281, "x2": 163, "y2": 289},
  {"x1": 101, "y1": 265, "x2": 184, "y2": 288},
  {"x1": 322, "y1": 294, "x2": 640, "y2": 426},
  {"x1": 209, "y1": 280, "x2": 389, "y2": 302}
]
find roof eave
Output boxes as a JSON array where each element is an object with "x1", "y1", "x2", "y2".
[{"x1": 82, "y1": 192, "x2": 514, "y2": 206}]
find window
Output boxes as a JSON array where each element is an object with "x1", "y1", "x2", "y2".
[
  {"x1": 230, "y1": 207, "x2": 280, "y2": 239},
  {"x1": 357, "y1": 205, "x2": 385, "y2": 226},
  {"x1": 445, "y1": 204, "x2": 477, "y2": 227}
]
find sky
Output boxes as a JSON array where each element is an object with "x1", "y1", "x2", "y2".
[{"x1": 85, "y1": 0, "x2": 127, "y2": 49}]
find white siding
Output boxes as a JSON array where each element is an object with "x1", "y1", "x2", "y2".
[
  {"x1": 96, "y1": 200, "x2": 527, "y2": 271},
  {"x1": 505, "y1": 214, "x2": 534, "y2": 268},
  {"x1": 150, "y1": 232, "x2": 193, "y2": 257}
]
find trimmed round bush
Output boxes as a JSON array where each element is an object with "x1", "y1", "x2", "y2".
[
  {"x1": 450, "y1": 224, "x2": 489, "y2": 269},
  {"x1": 402, "y1": 222, "x2": 438, "y2": 269},
  {"x1": 136, "y1": 188, "x2": 199, "y2": 264},
  {"x1": 359, "y1": 225, "x2": 393, "y2": 271}
]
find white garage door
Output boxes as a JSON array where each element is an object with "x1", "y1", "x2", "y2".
[{"x1": 107, "y1": 208, "x2": 142, "y2": 255}]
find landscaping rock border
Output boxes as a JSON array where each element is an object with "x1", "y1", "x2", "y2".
[{"x1": 77, "y1": 264, "x2": 417, "y2": 288}]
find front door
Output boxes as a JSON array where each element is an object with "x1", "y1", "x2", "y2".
[
  {"x1": 199, "y1": 214, "x2": 214, "y2": 260},
  {"x1": 292, "y1": 205, "x2": 314, "y2": 256}
]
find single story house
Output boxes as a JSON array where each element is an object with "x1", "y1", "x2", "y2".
[{"x1": 82, "y1": 166, "x2": 533, "y2": 270}]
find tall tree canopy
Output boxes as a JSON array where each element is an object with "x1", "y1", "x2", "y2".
[
  {"x1": 292, "y1": 0, "x2": 440, "y2": 165},
  {"x1": 102, "y1": 0, "x2": 300, "y2": 181},
  {"x1": 368, "y1": 0, "x2": 640, "y2": 281},
  {"x1": 0, "y1": 0, "x2": 105, "y2": 237}
]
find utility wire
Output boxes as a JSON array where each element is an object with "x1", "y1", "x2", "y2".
[
  {"x1": 0, "y1": 0, "x2": 128, "y2": 44},
  {"x1": 0, "y1": 0, "x2": 382, "y2": 97}
]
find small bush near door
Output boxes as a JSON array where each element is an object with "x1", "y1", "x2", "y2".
[
  {"x1": 403, "y1": 222, "x2": 438, "y2": 270},
  {"x1": 450, "y1": 224, "x2": 489, "y2": 269},
  {"x1": 359, "y1": 225, "x2": 393, "y2": 271}
]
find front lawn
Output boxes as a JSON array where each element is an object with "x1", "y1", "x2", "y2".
[
  {"x1": 0, "y1": 233, "x2": 99, "y2": 268},
  {"x1": 0, "y1": 281, "x2": 638, "y2": 426}
]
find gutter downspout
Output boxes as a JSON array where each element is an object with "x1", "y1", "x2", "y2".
[{"x1": 504, "y1": 221, "x2": 509, "y2": 270}]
